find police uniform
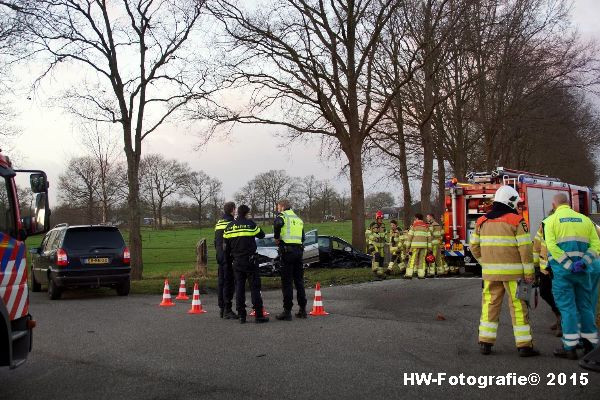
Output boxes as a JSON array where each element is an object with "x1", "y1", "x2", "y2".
[
  {"x1": 223, "y1": 217, "x2": 267, "y2": 322},
  {"x1": 274, "y1": 209, "x2": 307, "y2": 316},
  {"x1": 214, "y1": 213, "x2": 235, "y2": 317},
  {"x1": 387, "y1": 228, "x2": 406, "y2": 274},
  {"x1": 428, "y1": 219, "x2": 448, "y2": 276},
  {"x1": 544, "y1": 204, "x2": 600, "y2": 354},
  {"x1": 404, "y1": 221, "x2": 431, "y2": 279}
]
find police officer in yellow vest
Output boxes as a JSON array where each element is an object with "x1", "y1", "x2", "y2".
[{"x1": 274, "y1": 199, "x2": 307, "y2": 321}]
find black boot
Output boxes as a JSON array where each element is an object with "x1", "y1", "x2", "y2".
[
  {"x1": 224, "y1": 308, "x2": 239, "y2": 320},
  {"x1": 480, "y1": 342, "x2": 492, "y2": 355},
  {"x1": 518, "y1": 347, "x2": 540, "y2": 357},
  {"x1": 239, "y1": 310, "x2": 247, "y2": 324},
  {"x1": 295, "y1": 307, "x2": 307, "y2": 319},
  {"x1": 255, "y1": 309, "x2": 269, "y2": 323},
  {"x1": 581, "y1": 339, "x2": 594, "y2": 355},
  {"x1": 219, "y1": 308, "x2": 224, "y2": 318},
  {"x1": 554, "y1": 347, "x2": 578, "y2": 360},
  {"x1": 276, "y1": 309, "x2": 292, "y2": 321}
]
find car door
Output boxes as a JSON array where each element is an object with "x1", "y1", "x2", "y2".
[
  {"x1": 38, "y1": 229, "x2": 59, "y2": 284},
  {"x1": 318, "y1": 236, "x2": 332, "y2": 267},
  {"x1": 31, "y1": 233, "x2": 49, "y2": 284},
  {"x1": 330, "y1": 238, "x2": 357, "y2": 268},
  {"x1": 302, "y1": 229, "x2": 319, "y2": 266}
]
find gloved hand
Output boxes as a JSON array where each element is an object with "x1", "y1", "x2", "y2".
[{"x1": 570, "y1": 260, "x2": 587, "y2": 274}]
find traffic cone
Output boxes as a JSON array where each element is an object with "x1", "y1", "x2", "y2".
[
  {"x1": 175, "y1": 275, "x2": 189, "y2": 300},
  {"x1": 159, "y1": 279, "x2": 175, "y2": 307},
  {"x1": 187, "y1": 282, "x2": 207, "y2": 314},
  {"x1": 309, "y1": 282, "x2": 329, "y2": 316}
]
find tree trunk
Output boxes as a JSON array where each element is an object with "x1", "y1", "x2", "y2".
[
  {"x1": 157, "y1": 199, "x2": 163, "y2": 229},
  {"x1": 436, "y1": 156, "x2": 446, "y2": 217},
  {"x1": 198, "y1": 202, "x2": 203, "y2": 227},
  {"x1": 347, "y1": 145, "x2": 366, "y2": 250},
  {"x1": 126, "y1": 154, "x2": 143, "y2": 280}
]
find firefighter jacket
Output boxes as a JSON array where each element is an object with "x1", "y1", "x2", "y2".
[
  {"x1": 429, "y1": 220, "x2": 444, "y2": 247},
  {"x1": 388, "y1": 229, "x2": 405, "y2": 254},
  {"x1": 214, "y1": 213, "x2": 234, "y2": 263},
  {"x1": 274, "y1": 209, "x2": 305, "y2": 246},
  {"x1": 544, "y1": 204, "x2": 600, "y2": 271},
  {"x1": 223, "y1": 217, "x2": 265, "y2": 261},
  {"x1": 405, "y1": 221, "x2": 432, "y2": 251},
  {"x1": 368, "y1": 231, "x2": 386, "y2": 255},
  {"x1": 470, "y1": 213, "x2": 534, "y2": 281},
  {"x1": 532, "y1": 223, "x2": 549, "y2": 270}
]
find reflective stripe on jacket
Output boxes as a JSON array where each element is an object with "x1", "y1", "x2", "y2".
[
  {"x1": 406, "y1": 221, "x2": 431, "y2": 250},
  {"x1": 429, "y1": 221, "x2": 444, "y2": 246},
  {"x1": 470, "y1": 213, "x2": 534, "y2": 281},
  {"x1": 279, "y1": 209, "x2": 304, "y2": 245}
]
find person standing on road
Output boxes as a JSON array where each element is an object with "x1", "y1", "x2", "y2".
[
  {"x1": 214, "y1": 201, "x2": 237, "y2": 319},
  {"x1": 470, "y1": 185, "x2": 539, "y2": 357},
  {"x1": 426, "y1": 213, "x2": 449, "y2": 277},
  {"x1": 274, "y1": 199, "x2": 308, "y2": 321},
  {"x1": 544, "y1": 193, "x2": 600, "y2": 359},
  {"x1": 404, "y1": 214, "x2": 432, "y2": 279},
  {"x1": 368, "y1": 223, "x2": 387, "y2": 279},
  {"x1": 223, "y1": 205, "x2": 269, "y2": 324}
]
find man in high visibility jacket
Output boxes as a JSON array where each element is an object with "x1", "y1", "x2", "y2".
[
  {"x1": 532, "y1": 213, "x2": 562, "y2": 337},
  {"x1": 273, "y1": 199, "x2": 307, "y2": 321},
  {"x1": 387, "y1": 220, "x2": 406, "y2": 275},
  {"x1": 214, "y1": 201, "x2": 237, "y2": 319},
  {"x1": 404, "y1": 214, "x2": 432, "y2": 279},
  {"x1": 368, "y1": 222, "x2": 387, "y2": 278},
  {"x1": 224, "y1": 205, "x2": 269, "y2": 324},
  {"x1": 544, "y1": 193, "x2": 600, "y2": 359},
  {"x1": 470, "y1": 185, "x2": 539, "y2": 357},
  {"x1": 427, "y1": 213, "x2": 448, "y2": 277}
]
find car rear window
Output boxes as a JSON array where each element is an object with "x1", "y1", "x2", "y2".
[{"x1": 63, "y1": 227, "x2": 125, "y2": 250}]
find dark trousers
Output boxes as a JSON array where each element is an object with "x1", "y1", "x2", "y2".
[
  {"x1": 217, "y1": 256, "x2": 235, "y2": 310},
  {"x1": 233, "y1": 259, "x2": 263, "y2": 316},
  {"x1": 539, "y1": 271, "x2": 559, "y2": 315},
  {"x1": 280, "y1": 247, "x2": 307, "y2": 310}
]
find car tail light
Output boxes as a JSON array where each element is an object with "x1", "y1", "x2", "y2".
[
  {"x1": 56, "y1": 248, "x2": 68, "y2": 266},
  {"x1": 123, "y1": 247, "x2": 130, "y2": 265}
]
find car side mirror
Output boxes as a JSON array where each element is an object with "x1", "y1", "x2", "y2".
[
  {"x1": 30, "y1": 173, "x2": 48, "y2": 194},
  {"x1": 344, "y1": 246, "x2": 352, "y2": 253}
]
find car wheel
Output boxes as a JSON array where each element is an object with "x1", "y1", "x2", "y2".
[
  {"x1": 31, "y1": 267, "x2": 41, "y2": 292},
  {"x1": 116, "y1": 280, "x2": 130, "y2": 296},
  {"x1": 48, "y1": 278, "x2": 62, "y2": 300}
]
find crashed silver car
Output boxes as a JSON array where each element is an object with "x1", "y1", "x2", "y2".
[{"x1": 255, "y1": 230, "x2": 319, "y2": 276}]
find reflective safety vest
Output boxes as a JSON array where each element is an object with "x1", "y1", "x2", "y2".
[
  {"x1": 544, "y1": 204, "x2": 600, "y2": 271},
  {"x1": 470, "y1": 213, "x2": 533, "y2": 281},
  {"x1": 532, "y1": 223, "x2": 549, "y2": 270},
  {"x1": 429, "y1": 221, "x2": 444, "y2": 246},
  {"x1": 406, "y1": 221, "x2": 432, "y2": 250},
  {"x1": 388, "y1": 229, "x2": 405, "y2": 254},
  {"x1": 280, "y1": 209, "x2": 304, "y2": 245}
]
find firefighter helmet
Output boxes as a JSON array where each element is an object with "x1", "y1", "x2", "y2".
[
  {"x1": 494, "y1": 185, "x2": 521, "y2": 209},
  {"x1": 376, "y1": 210, "x2": 384, "y2": 219},
  {"x1": 426, "y1": 254, "x2": 436, "y2": 264}
]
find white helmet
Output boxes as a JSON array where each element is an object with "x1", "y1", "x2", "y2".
[{"x1": 494, "y1": 185, "x2": 521, "y2": 209}]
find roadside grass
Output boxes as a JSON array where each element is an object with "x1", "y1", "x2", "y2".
[{"x1": 26, "y1": 220, "x2": 399, "y2": 295}]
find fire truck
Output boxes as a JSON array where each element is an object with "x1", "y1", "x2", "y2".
[
  {"x1": 0, "y1": 148, "x2": 50, "y2": 369},
  {"x1": 443, "y1": 167, "x2": 600, "y2": 274}
]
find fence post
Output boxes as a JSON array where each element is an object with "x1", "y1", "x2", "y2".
[{"x1": 196, "y1": 238, "x2": 208, "y2": 293}]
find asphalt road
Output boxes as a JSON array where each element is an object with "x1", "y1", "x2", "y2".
[{"x1": 1, "y1": 277, "x2": 599, "y2": 400}]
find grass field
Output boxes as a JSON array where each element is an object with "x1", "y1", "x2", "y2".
[{"x1": 26, "y1": 220, "x2": 395, "y2": 294}]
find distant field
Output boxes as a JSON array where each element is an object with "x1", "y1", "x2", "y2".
[{"x1": 26, "y1": 220, "x2": 383, "y2": 294}]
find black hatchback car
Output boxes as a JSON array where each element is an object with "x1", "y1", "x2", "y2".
[{"x1": 30, "y1": 224, "x2": 131, "y2": 299}]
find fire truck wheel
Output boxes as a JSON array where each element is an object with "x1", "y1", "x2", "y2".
[{"x1": 47, "y1": 278, "x2": 62, "y2": 300}]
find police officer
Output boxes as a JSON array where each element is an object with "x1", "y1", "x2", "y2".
[
  {"x1": 274, "y1": 199, "x2": 307, "y2": 321},
  {"x1": 214, "y1": 201, "x2": 237, "y2": 319},
  {"x1": 223, "y1": 205, "x2": 269, "y2": 324},
  {"x1": 544, "y1": 193, "x2": 600, "y2": 359}
]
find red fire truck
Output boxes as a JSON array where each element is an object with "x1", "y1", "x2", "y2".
[
  {"x1": 0, "y1": 148, "x2": 50, "y2": 369},
  {"x1": 443, "y1": 167, "x2": 600, "y2": 274}
]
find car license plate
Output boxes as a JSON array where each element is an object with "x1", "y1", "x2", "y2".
[
  {"x1": 86, "y1": 257, "x2": 109, "y2": 265},
  {"x1": 452, "y1": 243, "x2": 463, "y2": 251}
]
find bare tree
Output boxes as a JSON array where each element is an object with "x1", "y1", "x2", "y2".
[
  {"x1": 140, "y1": 154, "x2": 189, "y2": 229},
  {"x1": 209, "y1": 0, "x2": 419, "y2": 249},
  {"x1": 301, "y1": 175, "x2": 320, "y2": 222},
  {"x1": 181, "y1": 170, "x2": 214, "y2": 226},
  {"x1": 58, "y1": 156, "x2": 98, "y2": 224},
  {"x1": 18, "y1": 0, "x2": 215, "y2": 279}
]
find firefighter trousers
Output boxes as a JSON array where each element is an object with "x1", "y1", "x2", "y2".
[
  {"x1": 430, "y1": 245, "x2": 448, "y2": 276},
  {"x1": 479, "y1": 280, "x2": 533, "y2": 348},
  {"x1": 388, "y1": 252, "x2": 405, "y2": 274},
  {"x1": 371, "y1": 250, "x2": 385, "y2": 277},
  {"x1": 406, "y1": 249, "x2": 427, "y2": 278},
  {"x1": 552, "y1": 264, "x2": 600, "y2": 350}
]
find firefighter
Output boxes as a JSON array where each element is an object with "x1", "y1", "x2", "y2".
[
  {"x1": 368, "y1": 223, "x2": 386, "y2": 278},
  {"x1": 426, "y1": 213, "x2": 448, "y2": 277},
  {"x1": 214, "y1": 201, "x2": 237, "y2": 319},
  {"x1": 374, "y1": 210, "x2": 387, "y2": 233},
  {"x1": 470, "y1": 185, "x2": 539, "y2": 357},
  {"x1": 387, "y1": 220, "x2": 406, "y2": 275},
  {"x1": 273, "y1": 199, "x2": 307, "y2": 321},
  {"x1": 404, "y1": 214, "x2": 432, "y2": 279},
  {"x1": 544, "y1": 193, "x2": 600, "y2": 359},
  {"x1": 223, "y1": 205, "x2": 269, "y2": 324},
  {"x1": 532, "y1": 212, "x2": 562, "y2": 337}
]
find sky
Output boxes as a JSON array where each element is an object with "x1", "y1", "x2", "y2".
[{"x1": 6, "y1": 0, "x2": 600, "y2": 205}]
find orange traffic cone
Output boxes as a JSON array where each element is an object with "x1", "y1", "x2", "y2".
[
  {"x1": 188, "y1": 282, "x2": 207, "y2": 314},
  {"x1": 175, "y1": 275, "x2": 189, "y2": 300},
  {"x1": 309, "y1": 282, "x2": 329, "y2": 316},
  {"x1": 250, "y1": 307, "x2": 270, "y2": 316},
  {"x1": 159, "y1": 279, "x2": 175, "y2": 307}
]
